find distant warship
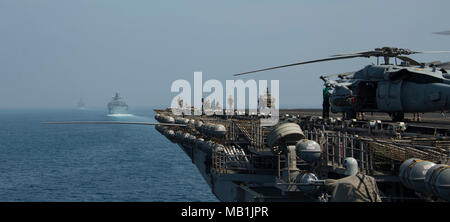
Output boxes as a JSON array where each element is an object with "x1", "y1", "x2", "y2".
[
  {"x1": 107, "y1": 92, "x2": 128, "y2": 114},
  {"x1": 77, "y1": 98, "x2": 86, "y2": 110}
]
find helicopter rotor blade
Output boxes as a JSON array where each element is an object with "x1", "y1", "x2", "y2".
[
  {"x1": 42, "y1": 121, "x2": 186, "y2": 127},
  {"x1": 330, "y1": 51, "x2": 377, "y2": 57},
  {"x1": 396, "y1": 56, "x2": 421, "y2": 66},
  {"x1": 332, "y1": 48, "x2": 450, "y2": 57},
  {"x1": 412, "y1": 50, "x2": 450, "y2": 54},
  {"x1": 233, "y1": 54, "x2": 363, "y2": 76},
  {"x1": 233, "y1": 47, "x2": 450, "y2": 77}
]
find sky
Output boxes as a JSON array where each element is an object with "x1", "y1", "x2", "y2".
[{"x1": 1, "y1": 0, "x2": 450, "y2": 109}]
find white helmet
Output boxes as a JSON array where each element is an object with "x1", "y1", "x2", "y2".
[{"x1": 343, "y1": 157, "x2": 358, "y2": 176}]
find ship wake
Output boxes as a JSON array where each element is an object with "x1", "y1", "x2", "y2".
[{"x1": 106, "y1": 114, "x2": 135, "y2": 117}]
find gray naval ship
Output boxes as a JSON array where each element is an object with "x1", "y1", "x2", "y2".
[
  {"x1": 77, "y1": 98, "x2": 86, "y2": 110},
  {"x1": 154, "y1": 95, "x2": 450, "y2": 202},
  {"x1": 107, "y1": 92, "x2": 128, "y2": 115}
]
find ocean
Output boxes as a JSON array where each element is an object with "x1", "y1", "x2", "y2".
[{"x1": 0, "y1": 108, "x2": 218, "y2": 201}]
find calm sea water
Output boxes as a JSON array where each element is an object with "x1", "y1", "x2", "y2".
[{"x1": 0, "y1": 108, "x2": 218, "y2": 201}]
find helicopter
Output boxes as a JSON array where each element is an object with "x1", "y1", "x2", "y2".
[{"x1": 233, "y1": 46, "x2": 450, "y2": 121}]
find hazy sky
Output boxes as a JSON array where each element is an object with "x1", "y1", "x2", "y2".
[{"x1": 1, "y1": 0, "x2": 450, "y2": 109}]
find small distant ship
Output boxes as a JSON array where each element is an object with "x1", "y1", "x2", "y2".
[
  {"x1": 77, "y1": 99, "x2": 87, "y2": 110},
  {"x1": 107, "y1": 92, "x2": 128, "y2": 114}
]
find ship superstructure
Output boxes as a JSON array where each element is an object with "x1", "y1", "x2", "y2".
[
  {"x1": 77, "y1": 98, "x2": 86, "y2": 110},
  {"x1": 107, "y1": 92, "x2": 128, "y2": 114}
]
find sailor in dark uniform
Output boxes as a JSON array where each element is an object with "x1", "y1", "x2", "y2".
[{"x1": 322, "y1": 84, "x2": 331, "y2": 118}]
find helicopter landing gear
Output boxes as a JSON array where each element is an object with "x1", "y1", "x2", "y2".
[{"x1": 392, "y1": 112, "x2": 404, "y2": 122}]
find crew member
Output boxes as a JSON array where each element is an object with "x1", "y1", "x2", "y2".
[{"x1": 322, "y1": 84, "x2": 331, "y2": 118}]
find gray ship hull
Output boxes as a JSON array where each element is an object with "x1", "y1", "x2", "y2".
[
  {"x1": 108, "y1": 106, "x2": 128, "y2": 114},
  {"x1": 175, "y1": 143, "x2": 313, "y2": 202}
]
